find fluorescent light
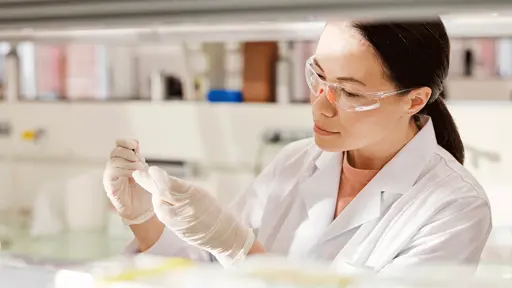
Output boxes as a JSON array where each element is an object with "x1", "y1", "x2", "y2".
[{"x1": 1, "y1": 16, "x2": 512, "y2": 40}]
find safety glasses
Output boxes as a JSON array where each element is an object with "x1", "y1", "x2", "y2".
[{"x1": 305, "y1": 56, "x2": 412, "y2": 112}]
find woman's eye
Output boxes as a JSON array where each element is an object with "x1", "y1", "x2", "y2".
[
  {"x1": 341, "y1": 88, "x2": 361, "y2": 98},
  {"x1": 315, "y1": 73, "x2": 326, "y2": 81}
]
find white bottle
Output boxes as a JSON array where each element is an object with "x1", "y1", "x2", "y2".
[
  {"x1": 4, "y1": 45, "x2": 20, "y2": 102},
  {"x1": 291, "y1": 41, "x2": 315, "y2": 103},
  {"x1": 150, "y1": 70, "x2": 166, "y2": 102},
  {"x1": 224, "y1": 42, "x2": 242, "y2": 91},
  {"x1": 108, "y1": 46, "x2": 136, "y2": 100},
  {"x1": 276, "y1": 42, "x2": 291, "y2": 104}
]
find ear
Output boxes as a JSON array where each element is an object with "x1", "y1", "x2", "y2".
[{"x1": 406, "y1": 87, "x2": 431, "y2": 115}]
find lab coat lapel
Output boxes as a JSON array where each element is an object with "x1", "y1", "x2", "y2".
[
  {"x1": 320, "y1": 172, "x2": 383, "y2": 243},
  {"x1": 257, "y1": 144, "x2": 321, "y2": 247},
  {"x1": 301, "y1": 151, "x2": 341, "y2": 215},
  {"x1": 287, "y1": 151, "x2": 341, "y2": 256},
  {"x1": 332, "y1": 190, "x2": 402, "y2": 267},
  {"x1": 332, "y1": 117, "x2": 440, "y2": 268},
  {"x1": 321, "y1": 118, "x2": 438, "y2": 243}
]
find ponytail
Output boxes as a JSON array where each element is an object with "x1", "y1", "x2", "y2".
[
  {"x1": 353, "y1": 19, "x2": 463, "y2": 164},
  {"x1": 419, "y1": 90, "x2": 465, "y2": 164}
]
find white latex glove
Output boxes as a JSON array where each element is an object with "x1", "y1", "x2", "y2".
[
  {"x1": 132, "y1": 166, "x2": 255, "y2": 266},
  {"x1": 103, "y1": 139, "x2": 154, "y2": 225}
]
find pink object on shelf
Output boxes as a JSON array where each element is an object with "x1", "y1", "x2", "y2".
[
  {"x1": 66, "y1": 44, "x2": 101, "y2": 100},
  {"x1": 35, "y1": 44, "x2": 66, "y2": 98},
  {"x1": 480, "y1": 38, "x2": 497, "y2": 77}
]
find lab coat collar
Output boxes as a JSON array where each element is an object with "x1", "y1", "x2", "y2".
[
  {"x1": 315, "y1": 150, "x2": 339, "y2": 170},
  {"x1": 301, "y1": 150, "x2": 341, "y2": 213},
  {"x1": 313, "y1": 117, "x2": 436, "y2": 194},
  {"x1": 310, "y1": 117, "x2": 437, "y2": 242},
  {"x1": 372, "y1": 116, "x2": 437, "y2": 195}
]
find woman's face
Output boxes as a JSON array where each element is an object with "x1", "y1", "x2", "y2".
[{"x1": 311, "y1": 23, "x2": 414, "y2": 152}]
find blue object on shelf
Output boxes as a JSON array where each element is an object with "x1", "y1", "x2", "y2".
[{"x1": 207, "y1": 90, "x2": 243, "y2": 102}]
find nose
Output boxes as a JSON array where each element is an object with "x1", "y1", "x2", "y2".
[{"x1": 312, "y1": 88, "x2": 337, "y2": 118}]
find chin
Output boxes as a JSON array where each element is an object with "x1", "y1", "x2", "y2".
[{"x1": 313, "y1": 135, "x2": 346, "y2": 152}]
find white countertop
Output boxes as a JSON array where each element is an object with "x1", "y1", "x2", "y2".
[
  {"x1": 0, "y1": 228, "x2": 132, "y2": 288},
  {"x1": 2, "y1": 228, "x2": 132, "y2": 263}
]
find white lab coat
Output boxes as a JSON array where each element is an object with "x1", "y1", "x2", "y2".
[{"x1": 127, "y1": 118, "x2": 492, "y2": 273}]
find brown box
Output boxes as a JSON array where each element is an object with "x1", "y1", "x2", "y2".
[{"x1": 242, "y1": 42, "x2": 278, "y2": 102}]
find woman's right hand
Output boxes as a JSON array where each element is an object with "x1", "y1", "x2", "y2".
[{"x1": 103, "y1": 139, "x2": 155, "y2": 225}]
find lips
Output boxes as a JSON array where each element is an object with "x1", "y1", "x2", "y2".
[
  {"x1": 313, "y1": 124, "x2": 339, "y2": 135},
  {"x1": 315, "y1": 124, "x2": 334, "y2": 133}
]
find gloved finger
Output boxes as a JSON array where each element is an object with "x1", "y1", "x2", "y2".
[
  {"x1": 110, "y1": 157, "x2": 146, "y2": 170},
  {"x1": 152, "y1": 194, "x2": 174, "y2": 212},
  {"x1": 107, "y1": 167, "x2": 134, "y2": 179},
  {"x1": 108, "y1": 159, "x2": 146, "y2": 178},
  {"x1": 103, "y1": 176, "x2": 125, "y2": 195},
  {"x1": 152, "y1": 195, "x2": 185, "y2": 227},
  {"x1": 148, "y1": 166, "x2": 193, "y2": 196},
  {"x1": 116, "y1": 139, "x2": 139, "y2": 152},
  {"x1": 132, "y1": 169, "x2": 160, "y2": 197},
  {"x1": 141, "y1": 167, "x2": 178, "y2": 205},
  {"x1": 134, "y1": 151, "x2": 147, "y2": 163},
  {"x1": 110, "y1": 146, "x2": 139, "y2": 162},
  {"x1": 152, "y1": 197, "x2": 173, "y2": 228}
]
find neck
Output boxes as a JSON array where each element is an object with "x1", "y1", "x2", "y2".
[{"x1": 347, "y1": 119, "x2": 419, "y2": 170}]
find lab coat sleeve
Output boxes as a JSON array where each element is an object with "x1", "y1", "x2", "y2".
[
  {"x1": 381, "y1": 196, "x2": 492, "y2": 275},
  {"x1": 125, "y1": 227, "x2": 212, "y2": 261},
  {"x1": 123, "y1": 159, "x2": 279, "y2": 262}
]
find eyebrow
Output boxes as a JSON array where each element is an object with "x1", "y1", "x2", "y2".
[{"x1": 313, "y1": 58, "x2": 367, "y2": 87}]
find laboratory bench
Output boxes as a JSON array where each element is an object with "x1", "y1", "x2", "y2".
[
  {"x1": 0, "y1": 229, "x2": 132, "y2": 288},
  {"x1": 0, "y1": 220, "x2": 510, "y2": 288},
  {"x1": 2, "y1": 229, "x2": 132, "y2": 264}
]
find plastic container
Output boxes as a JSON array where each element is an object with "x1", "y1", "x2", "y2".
[
  {"x1": 50, "y1": 255, "x2": 512, "y2": 288},
  {"x1": 53, "y1": 256, "x2": 215, "y2": 288},
  {"x1": 207, "y1": 89, "x2": 243, "y2": 102},
  {"x1": 4, "y1": 46, "x2": 20, "y2": 102}
]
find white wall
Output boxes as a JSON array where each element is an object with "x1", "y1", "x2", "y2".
[
  {"x1": 0, "y1": 102, "x2": 311, "y2": 207},
  {"x1": 0, "y1": 101, "x2": 510, "y2": 228},
  {"x1": 447, "y1": 79, "x2": 512, "y2": 101}
]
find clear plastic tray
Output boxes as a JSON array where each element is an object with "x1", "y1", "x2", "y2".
[{"x1": 49, "y1": 255, "x2": 512, "y2": 288}]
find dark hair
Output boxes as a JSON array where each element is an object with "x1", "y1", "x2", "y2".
[{"x1": 354, "y1": 19, "x2": 464, "y2": 164}]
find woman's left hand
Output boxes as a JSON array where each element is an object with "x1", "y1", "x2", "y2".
[{"x1": 132, "y1": 166, "x2": 255, "y2": 266}]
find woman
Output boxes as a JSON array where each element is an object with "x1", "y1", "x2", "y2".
[{"x1": 103, "y1": 19, "x2": 491, "y2": 273}]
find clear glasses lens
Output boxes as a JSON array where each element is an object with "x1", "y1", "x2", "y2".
[
  {"x1": 305, "y1": 64, "x2": 380, "y2": 111},
  {"x1": 305, "y1": 65, "x2": 322, "y2": 94}
]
